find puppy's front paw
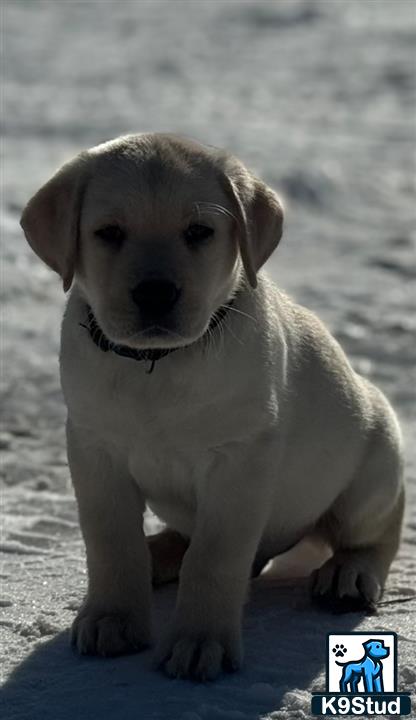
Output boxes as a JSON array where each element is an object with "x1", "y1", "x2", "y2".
[
  {"x1": 71, "y1": 604, "x2": 151, "y2": 657},
  {"x1": 311, "y1": 551, "x2": 382, "y2": 614},
  {"x1": 154, "y1": 624, "x2": 242, "y2": 681}
]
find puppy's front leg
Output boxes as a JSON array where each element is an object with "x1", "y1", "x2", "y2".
[
  {"x1": 67, "y1": 421, "x2": 152, "y2": 656},
  {"x1": 155, "y1": 451, "x2": 270, "y2": 681}
]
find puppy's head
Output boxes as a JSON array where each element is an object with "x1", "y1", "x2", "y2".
[{"x1": 21, "y1": 134, "x2": 283, "y2": 349}]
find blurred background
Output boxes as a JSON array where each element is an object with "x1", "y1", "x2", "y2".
[{"x1": 2, "y1": 1, "x2": 415, "y2": 716}]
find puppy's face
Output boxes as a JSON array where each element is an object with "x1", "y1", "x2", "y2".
[
  {"x1": 77, "y1": 147, "x2": 240, "y2": 349},
  {"x1": 21, "y1": 133, "x2": 284, "y2": 349}
]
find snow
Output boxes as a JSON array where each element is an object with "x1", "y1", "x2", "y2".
[{"x1": 1, "y1": 1, "x2": 415, "y2": 718}]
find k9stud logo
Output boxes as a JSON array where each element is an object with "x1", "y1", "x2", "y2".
[
  {"x1": 311, "y1": 632, "x2": 411, "y2": 716},
  {"x1": 328, "y1": 633, "x2": 395, "y2": 693}
]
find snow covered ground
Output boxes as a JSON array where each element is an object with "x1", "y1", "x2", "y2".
[{"x1": 1, "y1": 1, "x2": 415, "y2": 718}]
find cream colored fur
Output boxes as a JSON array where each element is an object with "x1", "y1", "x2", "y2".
[{"x1": 21, "y1": 134, "x2": 404, "y2": 681}]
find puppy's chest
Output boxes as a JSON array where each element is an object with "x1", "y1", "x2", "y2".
[
  {"x1": 63, "y1": 327, "x2": 271, "y2": 516},
  {"x1": 65, "y1": 348, "x2": 241, "y2": 462},
  {"x1": 87, "y1": 365, "x2": 217, "y2": 508},
  {"x1": 128, "y1": 442, "x2": 209, "y2": 516},
  {"x1": 65, "y1": 341, "x2": 252, "y2": 446}
]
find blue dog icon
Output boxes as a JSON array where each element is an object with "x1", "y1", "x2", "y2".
[{"x1": 336, "y1": 639, "x2": 390, "y2": 693}]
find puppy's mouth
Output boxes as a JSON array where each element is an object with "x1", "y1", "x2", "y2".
[
  {"x1": 82, "y1": 305, "x2": 231, "y2": 359},
  {"x1": 81, "y1": 301, "x2": 233, "y2": 371},
  {"x1": 115, "y1": 323, "x2": 199, "y2": 350}
]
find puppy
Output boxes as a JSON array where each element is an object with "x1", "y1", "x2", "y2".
[{"x1": 21, "y1": 133, "x2": 404, "y2": 681}]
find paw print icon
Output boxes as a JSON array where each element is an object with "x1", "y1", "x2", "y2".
[{"x1": 332, "y1": 644, "x2": 347, "y2": 658}]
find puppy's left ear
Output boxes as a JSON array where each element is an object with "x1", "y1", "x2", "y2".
[
  {"x1": 20, "y1": 152, "x2": 89, "y2": 292},
  {"x1": 221, "y1": 160, "x2": 284, "y2": 288}
]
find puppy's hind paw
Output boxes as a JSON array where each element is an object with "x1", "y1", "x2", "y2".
[{"x1": 310, "y1": 552, "x2": 382, "y2": 615}]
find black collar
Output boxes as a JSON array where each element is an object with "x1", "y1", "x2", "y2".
[{"x1": 79, "y1": 302, "x2": 231, "y2": 373}]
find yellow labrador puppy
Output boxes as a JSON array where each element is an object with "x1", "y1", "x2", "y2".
[{"x1": 21, "y1": 134, "x2": 404, "y2": 681}]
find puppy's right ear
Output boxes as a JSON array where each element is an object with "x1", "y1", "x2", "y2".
[
  {"x1": 20, "y1": 153, "x2": 89, "y2": 292},
  {"x1": 218, "y1": 155, "x2": 284, "y2": 289}
]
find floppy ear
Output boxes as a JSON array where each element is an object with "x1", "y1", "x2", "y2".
[
  {"x1": 20, "y1": 153, "x2": 89, "y2": 292},
  {"x1": 363, "y1": 640, "x2": 376, "y2": 649},
  {"x1": 221, "y1": 161, "x2": 284, "y2": 288}
]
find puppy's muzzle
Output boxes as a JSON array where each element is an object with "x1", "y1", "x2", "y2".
[{"x1": 131, "y1": 279, "x2": 181, "y2": 321}]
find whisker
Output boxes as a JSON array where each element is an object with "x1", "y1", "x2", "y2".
[
  {"x1": 197, "y1": 209, "x2": 227, "y2": 218},
  {"x1": 212, "y1": 313, "x2": 223, "y2": 358},
  {"x1": 205, "y1": 323, "x2": 215, "y2": 358},
  {"x1": 219, "y1": 304, "x2": 256, "y2": 323},
  {"x1": 221, "y1": 316, "x2": 244, "y2": 346},
  {"x1": 209, "y1": 309, "x2": 226, "y2": 358},
  {"x1": 193, "y1": 201, "x2": 238, "y2": 224}
]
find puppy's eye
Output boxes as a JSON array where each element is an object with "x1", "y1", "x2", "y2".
[
  {"x1": 94, "y1": 225, "x2": 125, "y2": 245},
  {"x1": 183, "y1": 224, "x2": 214, "y2": 244}
]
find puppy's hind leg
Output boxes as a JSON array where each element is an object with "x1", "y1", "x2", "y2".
[
  {"x1": 147, "y1": 529, "x2": 189, "y2": 586},
  {"x1": 312, "y1": 489, "x2": 404, "y2": 613},
  {"x1": 311, "y1": 425, "x2": 404, "y2": 613}
]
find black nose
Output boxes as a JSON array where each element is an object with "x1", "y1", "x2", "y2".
[{"x1": 131, "y1": 279, "x2": 180, "y2": 316}]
